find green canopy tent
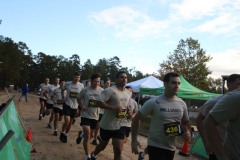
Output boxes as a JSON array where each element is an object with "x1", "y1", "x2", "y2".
[{"x1": 140, "y1": 76, "x2": 221, "y2": 100}]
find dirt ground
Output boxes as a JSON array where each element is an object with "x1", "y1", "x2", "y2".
[{"x1": 1, "y1": 90, "x2": 202, "y2": 160}]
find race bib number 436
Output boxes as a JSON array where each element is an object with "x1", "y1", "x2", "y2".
[{"x1": 164, "y1": 122, "x2": 181, "y2": 136}]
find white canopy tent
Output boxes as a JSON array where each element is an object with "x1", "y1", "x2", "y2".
[{"x1": 126, "y1": 76, "x2": 164, "y2": 93}]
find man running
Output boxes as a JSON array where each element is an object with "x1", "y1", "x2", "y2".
[
  {"x1": 90, "y1": 71, "x2": 131, "y2": 160},
  {"x1": 51, "y1": 80, "x2": 65, "y2": 136},
  {"x1": 38, "y1": 77, "x2": 51, "y2": 120},
  {"x1": 131, "y1": 72, "x2": 192, "y2": 160},
  {"x1": 76, "y1": 73, "x2": 103, "y2": 160},
  {"x1": 45, "y1": 77, "x2": 60, "y2": 128},
  {"x1": 59, "y1": 71, "x2": 84, "y2": 143}
]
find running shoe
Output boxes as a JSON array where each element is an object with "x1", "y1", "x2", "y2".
[
  {"x1": 47, "y1": 123, "x2": 52, "y2": 129},
  {"x1": 39, "y1": 114, "x2": 42, "y2": 120},
  {"x1": 59, "y1": 132, "x2": 64, "y2": 142},
  {"x1": 76, "y1": 130, "x2": 83, "y2": 144},
  {"x1": 62, "y1": 134, "x2": 67, "y2": 143},
  {"x1": 91, "y1": 139, "x2": 98, "y2": 145},
  {"x1": 53, "y1": 131, "x2": 58, "y2": 136},
  {"x1": 138, "y1": 152, "x2": 144, "y2": 160},
  {"x1": 91, "y1": 152, "x2": 97, "y2": 160}
]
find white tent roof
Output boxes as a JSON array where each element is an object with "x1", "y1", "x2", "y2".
[{"x1": 126, "y1": 76, "x2": 164, "y2": 92}]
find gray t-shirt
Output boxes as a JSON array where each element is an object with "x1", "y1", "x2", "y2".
[
  {"x1": 46, "y1": 84, "x2": 60, "y2": 104},
  {"x1": 139, "y1": 94, "x2": 189, "y2": 151},
  {"x1": 39, "y1": 83, "x2": 51, "y2": 99},
  {"x1": 210, "y1": 88, "x2": 240, "y2": 160},
  {"x1": 100, "y1": 85, "x2": 131, "y2": 130},
  {"x1": 122, "y1": 98, "x2": 138, "y2": 127},
  {"x1": 78, "y1": 86, "x2": 103, "y2": 120},
  {"x1": 198, "y1": 95, "x2": 226, "y2": 141},
  {"x1": 52, "y1": 87, "x2": 65, "y2": 109},
  {"x1": 63, "y1": 81, "x2": 84, "y2": 109}
]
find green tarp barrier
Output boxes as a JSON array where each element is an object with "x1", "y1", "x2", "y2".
[
  {"x1": 190, "y1": 133, "x2": 208, "y2": 159},
  {"x1": 0, "y1": 99, "x2": 32, "y2": 160},
  {"x1": 140, "y1": 76, "x2": 221, "y2": 100}
]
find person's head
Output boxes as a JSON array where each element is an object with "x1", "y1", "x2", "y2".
[
  {"x1": 104, "y1": 77, "x2": 111, "y2": 88},
  {"x1": 44, "y1": 78, "x2": 50, "y2": 84},
  {"x1": 59, "y1": 80, "x2": 65, "y2": 87},
  {"x1": 116, "y1": 71, "x2": 128, "y2": 87},
  {"x1": 227, "y1": 74, "x2": 240, "y2": 91},
  {"x1": 54, "y1": 77, "x2": 60, "y2": 85},
  {"x1": 91, "y1": 73, "x2": 101, "y2": 89},
  {"x1": 163, "y1": 72, "x2": 180, "y2": 96},
  {"x1": 125, "y1": 86, "x2": 133, "y2": 96},
  {"x1": 85, "y1": 80, "x2": 91, "y2": 87},
  {"x1": 73, "y1": 71, "x2": 81, "y2": 83}
]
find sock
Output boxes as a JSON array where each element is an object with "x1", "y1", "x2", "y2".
[
  {"x1": 86, "y1": 155, "x2": 91, "y2": 159},
  {"x1": 91, "y1": 152, "x2": 97, "y2": 158},
  {"x1": 80, "y1": 132, "x2": 84, "y2": 137}
]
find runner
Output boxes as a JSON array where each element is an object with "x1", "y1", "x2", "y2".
[
  {"x1": 123, "y1": 86, "x2": 138, "y2": 144},
  {"x1": 131, "y1": 72, "x2": 192, "y2": 160},
  {"x1": 46, "y1": 77, "x2": 60, "y2": 128},
  {"x1": 76, "y1": 73, "x2": 103, "y2": 160},
  {"x1": 90, "y1": 71, "x2": 131, "y2": 160},
  {"x1": 51, "y1": 80, "x2": 66, "y2": 136},
  {"x1": 59, "y1": 71, "x2": 84, "y2": 143},
  {"x1": 38, "y1": 77, "x2": 51, "y2": 120},
  {"x1": 91, "y1": 77, "x2": 111, "y2": 145}
]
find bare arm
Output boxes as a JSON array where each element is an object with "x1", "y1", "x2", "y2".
[
  {"x1": 131, "y1": 111, "x2": 144, "y2": 154},
  {"x1": 96, "y1": 100, "x2": 121, "y2": 113},
  {"x1": 196, "y1": 112, "x2": 211, "y2": 153},
  {"x1": 203, "y1": 115, "x2": 229, "y2": 160}
]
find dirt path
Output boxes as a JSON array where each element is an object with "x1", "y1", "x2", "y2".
[{"x1": 1, "y1": 91, "x2": 201, "y2": 160}]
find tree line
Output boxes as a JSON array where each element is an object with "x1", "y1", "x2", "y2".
[{"x1": 0, "y1": 35, "x2": 223, "y2": 93}]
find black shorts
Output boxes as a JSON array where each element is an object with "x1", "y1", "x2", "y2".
[
  {"x1": 100, "y1": 127, "x2": 126, "y2": 141},
  {"x1": 46, "y1": 103, "x2": 53, "y2": 109},
  {"x1": 53, "y1": 107, "x2": 63, "y2": 116},
  {"x1": 39, "y1": 98, "x2": 46, "y2": 103},
  {"x1": 147, "y1": 145, "x2": 175, "y2": 160},
  {"x1": 62, "y1": 103, "x2": 77, "y2": 119},
  {"x1": 125, "y1": 127, "x2": 131, "y2": 137},
  {"x1": 80, "y1": 117, "x2": 98, "y2": 129},
  {"x1": 98, "y1": 114, "x2": 103, "y2": 122}
]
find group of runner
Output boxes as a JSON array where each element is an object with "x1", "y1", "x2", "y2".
[
  {"x1": 37, "y1": 71, "x2": 240, "y2": 160},
  {"x1": 37, "y1": 71, "x2": 140, "y2": 160}
]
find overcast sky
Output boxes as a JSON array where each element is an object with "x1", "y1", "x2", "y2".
[{"x1": 1, "y1": 0, "x2": 240, "y2": 78}]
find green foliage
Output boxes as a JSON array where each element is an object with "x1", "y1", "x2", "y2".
[
  {"x1": 158, "y1": 37, "x2": 212, "y2": 90},
  {"x1": 0, "y1": 36, "x2": 145, "y2": 91}
]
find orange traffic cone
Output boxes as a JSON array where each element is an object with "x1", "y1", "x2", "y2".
[
  {"x1": 26, "y1": 129, "x2": 32, "y2": 143},
  {"x1": 178, "y1": 140, "x2": 189, "y2": 157}
]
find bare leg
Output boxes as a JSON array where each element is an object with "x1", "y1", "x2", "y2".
[{"x1": 112, "y1": 138, "x2": 124, "y2": 160}]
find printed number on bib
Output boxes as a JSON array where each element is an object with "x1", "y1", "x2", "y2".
[
  {"x1": 69, "y1": 92, "x2": 78, "y2": 98},
  {"x1": 57, "y1": 99, "x2": 64, "y2": 104},
  {"x1": 116, "y1": 109, "x2": 127, "y2": 118},
  {"x1": 164, "y1": 122, "x2": 181, "y2": 136},
  {"x1": 89, "y1": 99, "x2": 97, "y2": 107}
]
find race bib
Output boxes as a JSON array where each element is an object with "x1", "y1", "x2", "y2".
[
  {"x1": 88, "y1": 99, "x2": 97, "y2": 107},
  {"x1": 164, "y1": 122, "x2": 181, "y2": 136},
  {"x1": 116, "y1": 109, "x2": 127, "y2": 118},
  {"x1": 69, "y1": 92, "x2": 78, "y2": 98},
  {"x1": 57, "y1": 99, "x2": 64, "y2": 104}
]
